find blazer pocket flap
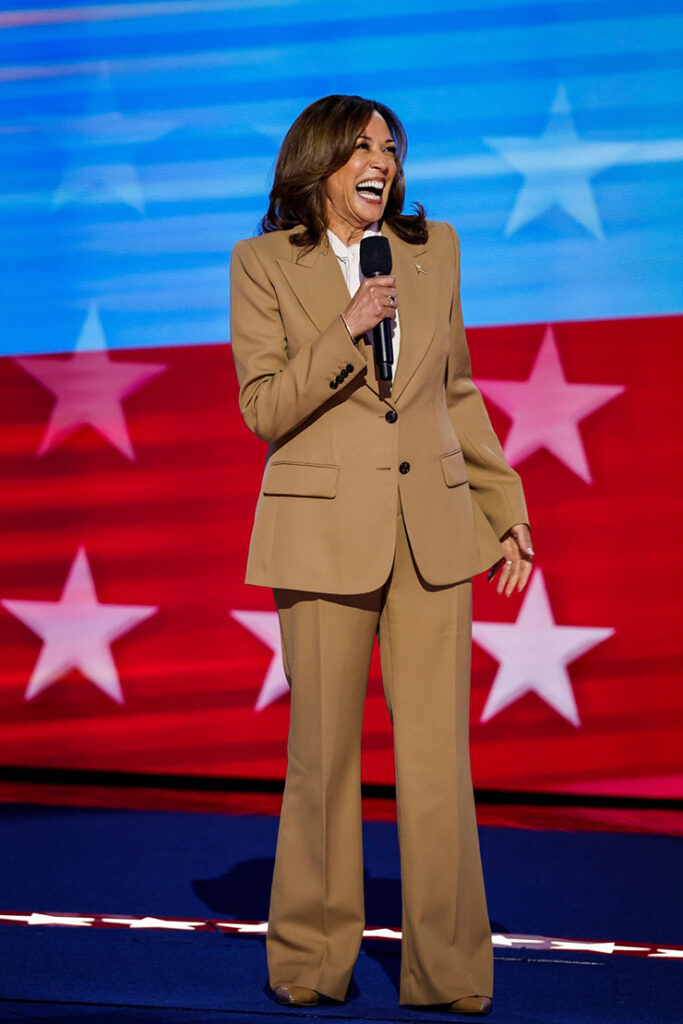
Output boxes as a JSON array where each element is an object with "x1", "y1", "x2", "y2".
[
  {"x1": 263, "y1": 460, "x2": 339, "y2": 498},
  {"x1": 440, "y1": 449, "x2": 469, "y2": 488}
]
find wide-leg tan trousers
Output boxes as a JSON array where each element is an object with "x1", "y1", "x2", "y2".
[{"x1": 267, "y1": 505, "x2": 493, "y2": 1006}]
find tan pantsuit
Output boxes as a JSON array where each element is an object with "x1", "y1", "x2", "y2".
[
  {"x1": 268, "y1": 506, "x2": 492, "y2": 1005},
  {"x1": 229, "y1": 219, "x2": 528, "y2": 1006}
]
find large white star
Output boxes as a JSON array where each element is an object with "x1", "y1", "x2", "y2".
[
  {"x1": 230, "y1": 609, "x2": 289, "y2": 712},
  {"x1": 51, "y1": 76, "x2": 175, "y2": 212},
  {"x1": 15, "y1": 303, "x2": 167, "y2": 460},
  {"x1": 2, "y1": 547, "x2": 157, "y2": 704},
  {"x1": 473, "y1": 568, "x2": 614, "y2": 727},
  {"x1": 484, "y1": 85, "x2": 634, "y2": 238},
  {"x1": 476, "y1": 325, "x2": 624, "y2": 483}
]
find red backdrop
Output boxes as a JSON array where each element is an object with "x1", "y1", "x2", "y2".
[{"x1": 1, "y1": 314, "x2": 681, "y2": 797}]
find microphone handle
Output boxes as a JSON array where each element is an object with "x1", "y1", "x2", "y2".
[
  {"x1": 367, "y1": 271, "x2": 394, "y2": 382},
  {"x1": 373, "y1": 319, "x2": 394, "y2": 382}
]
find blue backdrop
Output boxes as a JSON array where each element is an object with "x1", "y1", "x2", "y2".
[{"x1": 1, "y1": 0, "x2": 681, "y2": 356}]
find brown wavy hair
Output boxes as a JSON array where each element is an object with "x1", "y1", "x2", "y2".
[{"x1": 260, "y1": 94, "x2": 428, "y2": 249}]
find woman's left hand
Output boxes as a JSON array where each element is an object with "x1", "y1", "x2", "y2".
[{"x1": 489, "y1": 524, "x2": 534, "y2": 596}]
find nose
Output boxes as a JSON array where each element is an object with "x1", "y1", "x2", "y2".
[{"x1": 370, "y1": 148, "x2": 389, "y2": 175}]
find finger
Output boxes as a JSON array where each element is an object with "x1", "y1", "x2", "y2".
[
  {"x1": 510, "y1": 524, "x2": 535, "y2": 558},
  {"x1": 364, "y1": 275, "x2": 395, "y2": 289},
  {"x1": 517, "y1": 560, "x2": 533, "y2": 594},
  {"x1": 374, "y1": 295, "x2": 396, "y2": 319},
  {"x1": 368, "y1": 280, "x2": 397, "y2": 300},
  {"x1": 371, "y1": 292, "x2": 397, "y2": 312},
  {"x1": 505, "y1": 560, "x2": 522, "y2": 597},
  {"x1": 496, "y1": 559, "x2": 514, "y2": 595},
  {"x1": 381, "y1": 306, "x2": 397, "y2": 321}
]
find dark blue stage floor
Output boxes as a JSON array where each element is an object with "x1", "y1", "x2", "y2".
[{"x1": 0, "y1": 804, "x2": 681, "y2": 1022}]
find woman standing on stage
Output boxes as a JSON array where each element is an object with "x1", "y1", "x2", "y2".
[{"x1": 230, "y1": 94, "x2": 533, "y2": 1014}]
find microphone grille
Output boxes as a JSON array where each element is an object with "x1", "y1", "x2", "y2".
[{"x1": 360, "y1": 235, "x2": 392, "y2": 277}]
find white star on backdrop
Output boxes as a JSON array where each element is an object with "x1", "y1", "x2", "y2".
[
  {"x1": 15, "y1": 303, "x2": 167, "y2": 460},
  {"x1": 476, "y1": 325, "x2": 624, "y2": 483},
  {"x1": 473, "y1": 568, "x2": 614, "y2": 727},
  {"x1": 484, "y1": 85, "x2": 634, "y2": 238},
  {"x1": 2, "y1": 547, "x2": 157, "y2": 704},
  {"x1": 50, "y1": 75, "x2": 175, "y2": 213},
  {"x1": 230, "y1": 609, "x2": 289, "y2": 712}
]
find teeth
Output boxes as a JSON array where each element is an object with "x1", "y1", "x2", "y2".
[{"x1": 356, "y1": 178, "x2": 385, "y2": 201}]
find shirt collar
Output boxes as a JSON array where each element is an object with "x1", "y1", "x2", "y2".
[{"x1": 327, "y1": 222, "x2": 381, "y2": 260}]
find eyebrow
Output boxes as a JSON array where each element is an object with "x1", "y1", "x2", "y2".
[{"x1": 357, "y1": 133, "x2": 396, "y2": 143}]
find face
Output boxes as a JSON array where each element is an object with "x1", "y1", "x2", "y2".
[{"x1": 322, "y1": 111, "x2": 397, "y2": 242}]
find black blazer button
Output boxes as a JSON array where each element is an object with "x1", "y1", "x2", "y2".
[
  {"x1": 335, "y1": 374, "x2": 344, "y2": 385},
  {"x1": 399, "y1": 461, "x2": 410, "y2": 474},
  {"x1": 330, "y1": 380, "x2": 338, "y2": 389},
  {"x1": 340, "y1": 368, "x2": 348, "y2": 378},
  {"x1": 385, "y1": 410, "x2": 398, "y2": 423},
  {"x1": 345, "y1": 363, "x2": 354, "y2": 373}
]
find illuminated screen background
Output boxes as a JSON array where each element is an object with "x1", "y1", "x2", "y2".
[{"x1": 1, "y1": 0, "x2": 681, "y2": 797}]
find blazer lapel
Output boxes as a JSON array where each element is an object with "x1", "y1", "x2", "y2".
[
  {"x1": 278, "y1": 235, "x2": 380, "y2": 392},
  {"x1": 385, "y1": 223, "x2": 440, "y2": 402},
  {"x1": 276, "y1": 225, "x2": 440, "y2": 402},
  {"x1": 277, "y1": 240, "x2": 351, "y2": 338}
]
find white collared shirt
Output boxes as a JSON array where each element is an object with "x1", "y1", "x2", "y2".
[{"x1": 327, "y1": 223, "x2": 400, "y2": 370}]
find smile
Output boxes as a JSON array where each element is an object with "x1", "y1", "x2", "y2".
[{"x1": 356, "y1": 179, "x2": 385, "y2": 202}]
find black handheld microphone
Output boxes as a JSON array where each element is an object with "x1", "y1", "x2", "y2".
[{"x1": 359, "y1": 236, "x2": 394, "y2": 383}]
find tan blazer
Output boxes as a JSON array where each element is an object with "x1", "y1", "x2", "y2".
[{"x1": 230, "y1": 220, "x2": 528, "y2": 593}]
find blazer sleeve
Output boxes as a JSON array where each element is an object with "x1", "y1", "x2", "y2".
[
  {"x1": 444, "y1": 222, "x2": 529, "y2": 538},
  {"x1": 229, "y1": 237, "x2": 367, "y2": 443}
]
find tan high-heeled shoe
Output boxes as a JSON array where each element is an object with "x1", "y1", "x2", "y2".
[
  {"x1": 273, "y1": 984, "x2": 321, "y2": 1006},
  {"x1": 449, "y1": 995, "x2": 492, "y2": 1015}
]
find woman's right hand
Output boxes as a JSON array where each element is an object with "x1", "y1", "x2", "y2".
[{"x1": 342, "y1": 275, "x2": 397, "y2": 338}]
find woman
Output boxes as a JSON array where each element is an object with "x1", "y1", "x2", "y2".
[{"x1": 230, "y1": 94, "x2": 533, "y2": 1014}]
